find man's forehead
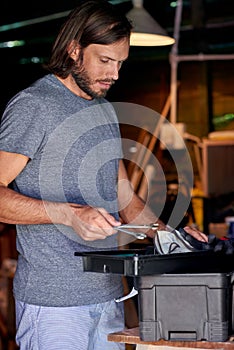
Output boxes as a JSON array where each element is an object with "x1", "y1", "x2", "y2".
[{"x1": 87, "y1": 40, "x2": 129, "y2": 60}]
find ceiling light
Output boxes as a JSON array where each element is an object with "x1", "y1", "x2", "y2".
[{"x1": 127, "y1": 0, "x2": 175, "y2": 46}]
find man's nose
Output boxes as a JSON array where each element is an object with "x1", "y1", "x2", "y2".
[{"x1": 110, "y1": 62, "x2": 120, "y2": 81}]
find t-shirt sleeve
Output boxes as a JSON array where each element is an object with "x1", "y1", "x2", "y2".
[{"x1": 0, "y1": 91, "x2": 47, "y2": 159}]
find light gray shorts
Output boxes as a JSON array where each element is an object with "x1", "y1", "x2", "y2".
[{"x1": 15, "y1": 299, "x2": 125, "y2": 350}]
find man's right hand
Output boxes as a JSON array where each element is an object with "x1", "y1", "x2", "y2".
[{"x1": 65, "y1": 204, "x2": 121, "y2": 241}]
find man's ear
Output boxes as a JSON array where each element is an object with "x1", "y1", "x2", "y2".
[{"x1": 67, "y1": 40, "x2": 80, "y2": 61}]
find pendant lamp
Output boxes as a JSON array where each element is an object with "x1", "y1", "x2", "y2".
[{"x1": 127, "y1": 0, "x2": 175, "y2": 46}]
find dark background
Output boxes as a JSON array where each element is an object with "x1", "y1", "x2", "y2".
[{"x1": 0, "y1": 0, "x2": 233, "y2": 116}]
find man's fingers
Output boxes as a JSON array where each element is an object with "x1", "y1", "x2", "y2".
[
  {"x1": 95, "y1": 207, "x2": 121, "y2": 227},
  {"x1": 183, "y1": 226, "x2": 208, "y2": 242}
]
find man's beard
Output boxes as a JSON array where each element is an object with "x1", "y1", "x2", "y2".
[{"x1": 71, "y1": 62, "x2": 114, "y2": 99}]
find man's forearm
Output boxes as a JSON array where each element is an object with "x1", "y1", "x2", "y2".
[
  {"x1": 119, "y1": 192, "x2": 166, "y2": 238},
  {"x1": 0, "y1": 186, "x2": 121, "y2": 241},
  {"x1": 0, "y1": 185, "x2": 67, "y2": 225}
]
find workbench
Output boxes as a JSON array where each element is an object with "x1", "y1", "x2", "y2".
[{"x1": 108, "y1": 327, "x2": 234, "y2": 349}]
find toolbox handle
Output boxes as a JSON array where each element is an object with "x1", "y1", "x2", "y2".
[{"x1": 169, "y1": 331, "x2": 197, "y2": 341}]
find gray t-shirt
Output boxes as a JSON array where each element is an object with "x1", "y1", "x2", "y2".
[{"x1": 0, "y1": 74, "x2": 124, "y2": 306}]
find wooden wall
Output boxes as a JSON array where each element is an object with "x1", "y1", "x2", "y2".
[{"x1": 108, "y1": 57, "x2": 234, "y2": 139}]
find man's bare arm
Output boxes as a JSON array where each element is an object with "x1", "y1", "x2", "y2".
[
  {"x1": 0, "y1": 150, "x2": 120, "y2": 240},
  {"x1": 117, "y1": 160, "x2": 208, "y2": 242},
  {"x1": 117, "y1": 160, "x2": 165, "y2": 238}
]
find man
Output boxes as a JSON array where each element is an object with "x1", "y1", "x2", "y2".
[{"x1": 0, "y1": 1, "x2": 207, "y2": 349}]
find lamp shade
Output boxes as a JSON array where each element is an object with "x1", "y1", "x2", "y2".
[{"x1": 127, "y1": 0, "x2": 175, "y2": 46}]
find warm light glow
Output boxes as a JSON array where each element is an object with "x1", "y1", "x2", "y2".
[{"x1": 130, "y1": 32, "x2": 175, "y2": 46}]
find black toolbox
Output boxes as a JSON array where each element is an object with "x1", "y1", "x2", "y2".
[
  {"x1": 75, "y1": 249, "x2": 234, "y2": 342},
  {"x1": 137, "y1": 272, "x2": 233, "y2": 342}
]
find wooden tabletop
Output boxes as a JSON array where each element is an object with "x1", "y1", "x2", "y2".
[{"x1": 108, "y1": 327, "x2": 234, "y2": 349}]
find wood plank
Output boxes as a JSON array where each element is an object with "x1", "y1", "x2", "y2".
[{"x1": 108, "y1": 327, "x2": 234, "y2": 349}]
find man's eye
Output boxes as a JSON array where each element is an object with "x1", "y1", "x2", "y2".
[{"x1": 100, "y1": 58, "x2": 109, "y2": 63}]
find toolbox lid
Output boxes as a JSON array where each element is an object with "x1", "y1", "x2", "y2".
[{"x1": 75, "y1": 249, "x2": 234, "y2": 276}]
